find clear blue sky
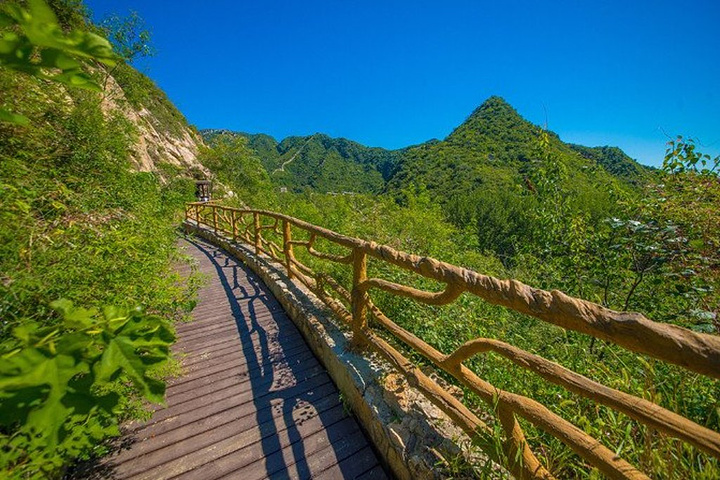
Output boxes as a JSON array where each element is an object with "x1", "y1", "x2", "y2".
[{"x1": 86, "y1": 0, "x2": 720, "y2": 167}]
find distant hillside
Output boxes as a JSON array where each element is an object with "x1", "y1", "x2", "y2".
[
  {"x1": 202, "y1": 130, "x2": 408, "y2": 194},
  {"x1": 389, "y1": 96, "x2": 649, "y2": 195},
  {"x1": 204, "y1": 98, "x2": 648, "y2": 204},
  {"x1": 386, "y1": 97, "x2": 647, "y2": 250},
  {"x1": 569, "y1": 144, "x2": 653, "y2": 185}
]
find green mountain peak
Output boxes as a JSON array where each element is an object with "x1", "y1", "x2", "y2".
[
  {"x1": 444, "y1": 96, "x2": 539, "y2": 163},
  {"x1": 468, "y1": 95, "x2": 518, "y2": 118}
]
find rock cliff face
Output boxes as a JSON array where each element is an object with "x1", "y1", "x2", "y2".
[
  {"x1": 100, "y1": 69, "x2": 209, "y2": 177},
  {"x1": 129, "y1": 106, "x2": 204, "y2": 173}
]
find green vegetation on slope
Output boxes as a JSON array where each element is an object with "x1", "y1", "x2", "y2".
[
  {"x1": 204, "y1": 130, "x2": 408, "y2": 194},
  {"x1": 569, "y1": 143, "x2": 654, "y2": 186},
  {"x1": 387, "y1": 98, "x2": 627, "y2": 269},
  {"x1": 0, "y1": 2, "x2": 200, "y2": 477},
  {"x1": 198, "y1": 132, "x2": 274, "y2": 203},
  {"x1": 111, "y1": 62, "x2": 191, "y2": 137},
  {"x1": 203, "y1": 98, "x2": 718, "y2": 478}
]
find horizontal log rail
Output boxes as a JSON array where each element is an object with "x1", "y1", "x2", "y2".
[{"x1": 185, "y1": 202, "x2": 720, "y2": 479}]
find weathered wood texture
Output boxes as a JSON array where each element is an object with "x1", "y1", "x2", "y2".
[
  {"x1": 185, "y1": 202, "x2": 720, "y2": 480},
  {"x1": 93, "y1": 238, "x2": 386, "y2": 480}
]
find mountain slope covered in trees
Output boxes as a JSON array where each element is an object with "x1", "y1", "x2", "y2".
[
  {"x1": 385, "y1": 97, "x2": 651, "y2": 258},
  {"x1": 203, "y1": 98, "x2": 650, "y2": 205},
  {"x1": 569, "y1": 143, "x2": 653, "y2": 185},
  {"x1": 203, "y1": 130, "x2": 414, "y2": 193},
  {"x1": 390, "y1": 97, "x2": 645, "y2": 207}
]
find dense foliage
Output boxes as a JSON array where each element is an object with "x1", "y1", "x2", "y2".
[
  {"x1": 204, "y1": 99, "x2": 718, "y2": 478},
  {"x1": 0, "y1": 1, "x2": 199, "y2": 477},
  {"x1": 1, "y1": 0, "x2": 716, "y2": 477},
  {"x1": 204, "y1": 130, "x2": 407, "y2": 194},
  {"x1": 198, "y1": 132, "x2": 274, "y2": 202},
  {"x1": 569, "y1": 144, "x2": 653, "y2": 186},
  {"x1": 0, "y1": 301, "x2": 174, "y2": 475}
]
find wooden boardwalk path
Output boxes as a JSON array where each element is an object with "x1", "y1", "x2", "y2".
[{"x1": 93, "y1": 237, "x2": 387, "y2": 480}]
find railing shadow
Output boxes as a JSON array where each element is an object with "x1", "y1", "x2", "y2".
[{"x1": 187, "y1": 237, "x2": 360, "y2": 479}]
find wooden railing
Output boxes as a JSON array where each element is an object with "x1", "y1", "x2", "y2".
[{"x1": 185, "y1": 202, "x2": 720, "y2": 480}]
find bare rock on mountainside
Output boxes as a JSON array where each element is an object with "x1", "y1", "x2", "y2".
[{"x1": 100, "y1": 71, "x2": 208, "y2": 176}]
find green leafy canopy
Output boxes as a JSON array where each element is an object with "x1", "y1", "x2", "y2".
[{"x1": 0, "y1": 0, "x2": 118, "y2": 124}]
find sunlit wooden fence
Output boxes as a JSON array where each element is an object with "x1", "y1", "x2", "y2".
[{"x1": 185, "y1": 202, "x2": 720, "y2": 480}]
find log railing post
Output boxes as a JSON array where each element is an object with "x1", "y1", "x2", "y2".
[
  {"x1": 498, "y1": 405, "x2": 550, "y2": 479},
  {"x1": 212, "y1": 205, "x2": 218, "y2": 234},
  {"x1": 282, "y1": 219, "x2": 294, "y2": 279},
  {"x1": 351, "y1": 247, "x2": 369, "y2": 347},
  {"x1": 231, "y1": 210, "x2": 237, "y2": 241},
  {"x1": 253, "y1": 212, "x2": 261, "y2": 255},
  {"x1": 194, "y1": 204, "x2": 199, "y2": 225}
]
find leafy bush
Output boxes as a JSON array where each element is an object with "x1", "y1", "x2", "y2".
[
  {"x1": 0, "y1": 301, "x2": 174, "y2": 477},
  {"x1": 0, "y1": 1, "x2": 200, "y2": 476}
]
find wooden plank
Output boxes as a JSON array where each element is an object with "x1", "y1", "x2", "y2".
[
  {"x1": 114, "y1": 391, "x2": 345, "y2": 479},
  {"x1": 356, "y1": 464, "x2": 390, "y2": 480},
  {"x1": 174, "y1": 416, "x2": 361, "y2": 480},
  {"x1": 166, "y1": 347, "x2": 316, "y2": 394},
  {"x1": 115, "y1": 382, "x2": 341, "y2": 466},
  {"x1": 147, "y1": 361, "x2": 328, "y2": 425},
  {"x1": 228, "y1": 426, "x2": 372, "y2": 480},
  {"x1": 179, "y1": 337, "x2": 240, "y2": 358},
  {"x1": 179, "y1": 333, "x2": 307, "y2": 368},
  {"x1": 314, "y1": 445, "x2": 383, "y2": 480},
  {"x1": 91, "y1": 237, "x2": 386, "y2": 480},
  {"x1": 175, "y1": 314, "x2": 298, "y2": 350},
  {"x1": 127, "y1": 371, "x2": 333, "y2": 438},
  {"x1": 167, "y1": 362, "x2": 326, "y2": 412},
  {"x1": 174, "y1": 338, "x2": 312, "y2": 378}
]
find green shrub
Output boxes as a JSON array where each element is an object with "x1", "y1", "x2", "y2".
[
  {"x1": 0, "y1": 301, "x2": 174, "y2": 478},
  {"x1": 0, "y1": 1, "x2": 200, "y2": 476}
]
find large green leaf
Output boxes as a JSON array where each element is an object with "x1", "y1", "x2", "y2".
[
  {"x1": 0, "y1": 0, "x2": 119, "y2": 113},
  {"x1": 94, "y1": 335, "x2": 166, "y2": 403},
  {"x1": 0, "y1": 350, "x2": 88, "y2": 448}
]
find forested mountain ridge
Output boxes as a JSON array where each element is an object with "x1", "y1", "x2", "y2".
[
  {"x1": 202, "y1": 129, "x2": 412, "y2": 193},
  {"x1": 387, "y1": 97, "x2": 648, "y2": 234},
  {"x1": 390, "y1": 96, "x2": 648, "y2": 192},
  {"x1": 569, "y1": 143, "x2": 654, "y2": 185},
  {"x1": 206, "y1": 97, "x2": 648, "y2": 200}
]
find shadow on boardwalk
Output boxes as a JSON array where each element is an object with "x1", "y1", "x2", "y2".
[
  {"x1": 193, "y1": 238, "x2": 354, "y2": 479},
  {"x1": 72, "y1": 237, "x2": 385, "y2": 479}
]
